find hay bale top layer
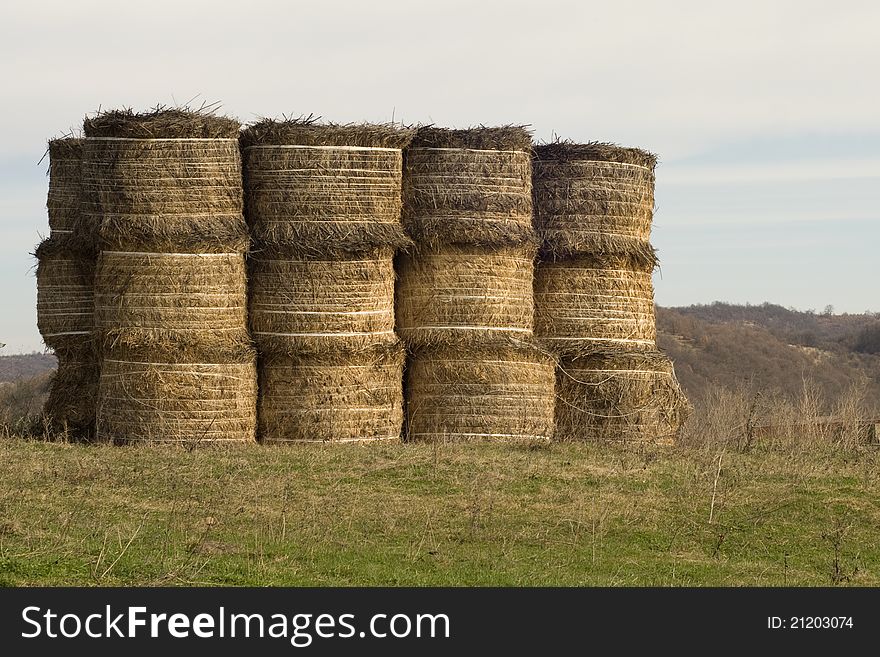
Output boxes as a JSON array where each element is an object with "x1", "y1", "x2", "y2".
[
  {"x1": 83, "y1": 107, "x2": 240, "y2": 139},
  {"x1": 241, "y1": 118, "x2": 414, "y2": 149},
  {"x1": 410, "y1": 125, "x2": 532, "y2": 151},
  {"x1": 48, "y1": 138, "x2": 84, "y2": 159},
  {"x1": 534, "y1": 141, "x2": 657, "y2": 170}
]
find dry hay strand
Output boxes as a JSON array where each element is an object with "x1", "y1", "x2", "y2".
[
  {"x1": 396, "y1": 244, "x2": 536, "y2": 347},
  {"x1": 97, "y1": 345, "x2": 257, "y2": 444},
  {"x1": 405, "y1": 341, "x2": 556, "y2": 443},
  {"x1": 82, "y1": 135, "x2": 247, "y2": 253},
  {"x1": 43, "y1": 342, "x2": 99, "y2": 439},
  {"x1": 259, "y1": 343, "x2": 405, "y2": 444},
  {"x1": 83, "y1": 105, "x2": 241, "y2": 139},
  {"x1": 534, "y1": 141, "x2": 657, "y2": 266},
  {"x1": 534, "y1": 254, "x2": 656, "y2": 356},
  {"x1": 556, "y1": 350, "x2": 691, "y2": 445},
  {"x1": 35, "y1": 236, "x2": 95, "y2": 350},
  {"x1": 95, "y1": 251, "x2": 249, "y2": 355},
  {"x1": 46, "y1": 138, "x2": 87, "y2": 240},
  {"x1": 403, "y1": 126, "x2": 535, "y2": 247},
  {"x1": 249, "y1": 247, "x2": 397, "y2": 355},
  {"x1": 242, "y1": 120, "x2": 412, "y2": 255}
]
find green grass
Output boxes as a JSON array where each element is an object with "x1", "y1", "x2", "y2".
[{"x1": 0, "y1": 438, "x2": 878, "y2": 586}]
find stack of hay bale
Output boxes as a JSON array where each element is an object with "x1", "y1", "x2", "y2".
[
  {"x1": 240, "y1": 119, "x2": 413, "y2": 443},
  {"x1": 398, "y1": 127, "x2": 555, "y2": 442},
  {"x1": 532, "y1": 142, "x2": 690, "y2": 444},
  {"x1": 83, "y1": 108, "x2": 257, "y2": 443},
  {"x1": 35, "y1": 137, "x2": 99, "y2": 436}
]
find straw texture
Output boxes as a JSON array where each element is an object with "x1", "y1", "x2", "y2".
[
  {"x1": 46, "y1": 138, "x2": 86, "y2": 239},
  {"x1": 43, "y1": 342, "x2": 99, "y2": 438},
  {"x1": 396, "y1": 244, "x2": 537, "y2": 347},
  {"x1": 96, "y1": 347, "x2": 257, "y2": 444},
  {"x1": 242, "y1": 120, "x2": 412, "y2": 255},
  {"x1": 35, "y1": 237, "x2": 95, "y2": 348},
  {"x1": 556, "y1": 351, "x2": 691, "y2": 445},
  {"x1": 534, "y1": 254, "x2": 656, "y2": 356},
  {"x1": 533, "y1": 142, "x2": 657, "y2": 266},
  {"x1": 249, "y1": 248, "x2": 396, "y2": 355},
  {"x1": 405, "y1": 342, "x2": 556, "y2": 442},
  {"x1": 94, "y1": 252, "x2": 249, "y2": 355},
  {"x1": 403, "y1": 145, "x2": 535, "y2": 247},
  {"x1": 259, "y1": 344, "x2": 405, "y2": 443}
]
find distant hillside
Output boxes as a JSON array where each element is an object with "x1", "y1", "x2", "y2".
[
  {"x1": 0, "y1": 352, "x2": 56, "y2": 382},
  {"x1": 658, "y1": 303, "x2": 880, "y2": 410}
]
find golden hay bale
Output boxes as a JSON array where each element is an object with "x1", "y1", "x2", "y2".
[
  {"x1": 96, "y1": 346, "x2": 257, "y2": 444},
  {"x1": 556, "y1": 351, "x2": 691, "y2": 445},
  {"x1": 35, "y1": 237, "x2": 95, "y2": 350},
  {"x1": 405, "y1": 342, "x2": 556, "y2": 442},
  {"x1": 241, "y1": 119, "x2": 413, "y2": 255},
  {"x1": 94, "y1": 251, "x2": 249, "y2": 354},
  {"x1": 534, "y1": 254, "x2": 656, "y2": 355},
  {"x1": 46, "y1": 138, "x2": 86, "y2": 240},
  {"x1": 533, "y1": 141, "x2": 657, "y2": 267},
  {"x1": 82, "y1": 108, "x2": 246, "y2": 252},
  {"x1": 258, "y1": 344, "x2": 405, "y2": 443},
  {"x1": 43, "y1": 342, "x2": 99, "y2": 438},
  {"x1": 396, "y1": 244, "x2": 537, "y2": 347},
  {"x1": 249, "y1": 248, "x2": 397, "y2": 355},
  {"x1": 403, "y1": 126, "x2": 535, "y2": 247}
]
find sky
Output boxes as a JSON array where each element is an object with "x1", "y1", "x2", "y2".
[{"x1": 0, "y1": 0, "x2": 878, "y2": 352}]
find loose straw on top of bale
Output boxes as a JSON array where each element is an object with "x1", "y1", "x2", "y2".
[
  {"x1": 96, "y1": 344, "x2": 257, "y2": 444},
  {"x1": 35, "y1": 236, "x2": 95, "y2": 349},
  {"x1": 82, "y1": 108, "x2": 247, "y2": 253},
  {"x1": 533, "y1": 141, "x2": 657, "y2": 267},
  {"x1": 396, "y1": 244, "x2": 537, "y2": 347},
  {"x1": 242, "y1": 118, "x2": 413, "y2": 255},
  {"x1": 46, "y1": 138, "x2": 86, "y2": 239},
  {"x1": 534, "y1": 254, "x2": 656, "y2": 356},
  {"x1": 43, "y1": 342, "x2": 99, "y2": 439},
  {"x1": 259, "y1": 343, "x2": 404, "y2": 443},
  {"x1": 403, "y1": 126, "x2": 536, "y2": 247},
  {"x1": 249, "y1": 247, "x2": 397, "y2": 355},
  {"x1": 95, "y1": 251, "x2": 250, "y2": 355},
  {"x1": 556, "y1": 350, "x2": 691, "y2": 445},
  {"x1": 405, "y1": 341, "x2": 556, "y2": 443}
]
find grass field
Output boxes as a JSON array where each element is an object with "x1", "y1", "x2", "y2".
[{"x1": 0, "y1": 437, "x2": 877, "y2": 586}]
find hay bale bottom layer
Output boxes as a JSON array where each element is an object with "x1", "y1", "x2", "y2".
[
  {"x1": 44, "y1": 344, "x2": 99, "y2": 437},
  {"x1": 534, "y1": 255, "x2": 656, "y2": 355},
  {"x1": 556, "y1": 352, "x2": 690, "y2": 445},
  {"x1": 249, "y1": 249, "x2": 396, "y2": 354},
  {"x1": 259, "y1": 347, "x2": 404, "y2": 443},
  {"x1": 95, "y1": 251, "x2": 249, "y2": 353},
  {"x1": 396, "y1": 245, "x2": 536, "y2": 347},
  {"x1": 406, "y1": 345, "x2": 556, "y2": 442},
  {"x1": 97, "y1": 357, "x2": 257, "y2": 444}
]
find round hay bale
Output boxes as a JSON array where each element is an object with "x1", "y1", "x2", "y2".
[
  {"x1": 403, "y1": 126, "x2": 535, "y2": 247},
  {"x1": 533, "y1": 141, "x2": 657, "y2": 267},
  {"x1": 534, "y1": 254, "x2": 656, "y2": 355},
  {"x1": 94, "y1": 251, "x2": 249, "y2": 354},
  {"x1": 556, "y1": 351, "x2": 691, "y2": 445},
  {"x1": 43, "y1": 342, "x2": 99, "y2": 438},
  {"x1": 241, "y1": 119, "x2": 413, "y2": 255},
  {"x1": 405, "y1": 342, "x2": 556, "y2": 442},
  {"x1": 96, "y1": 346, "x2": 257, "y2": 444},
  {"x1": 82, "y1": 108, "x2": 246, "y2": 253},
  {"x1": 35, "y1": 236, "x2": 95, "y2": 350},
  {"x1": 258, "y1": 344, "x2": 404, "y2": 443},
  {"x1": 46, "y1": 138, "x2": 86, "y2": 240},
  {"x1": 249, "y1": 247, "x2": 397, "y2": 355},
  {"x1": 396, "y1": 244, "x2": 536, "y2": 347}
]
